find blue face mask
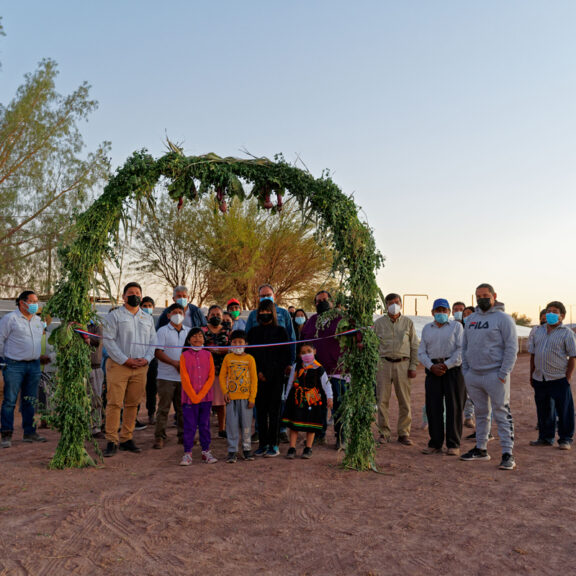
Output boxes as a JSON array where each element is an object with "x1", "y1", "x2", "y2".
[
  {"x1": 26, "y1": 302, "x2": 39, "y2": 315},
  {"x1": 141, "y1": 307, "x2": 153, "y2": 315},
  {"x1": 453, "y1": 311, "x2": 463, "y2": 321},
  {"x1": 295, "y1": 316, "x2": 306, "y2": 325},
  {"x1": 546, "y1": 312, "x2": 560, "y2": 326},
  {"x1": 260, "y1": 296, "x2": 274, "y2": 303},
  {"x1": 176, "y1": 298, "x2": 188, "y2": 308},
  {"x1": 434, "y1": 313, "x2": 449, "y2": 324}
]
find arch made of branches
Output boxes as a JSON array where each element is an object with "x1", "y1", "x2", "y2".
[{"x1": 45, "y1": 149, "x2": 383, "y2": 470}]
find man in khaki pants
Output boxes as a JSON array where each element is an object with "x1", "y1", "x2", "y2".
[
  {"x1": 103, "y1": 282, "x2": 157, "y2": 457},
  {"x1": 374, "y1": 293, "x2": 419, "y2": 446}
]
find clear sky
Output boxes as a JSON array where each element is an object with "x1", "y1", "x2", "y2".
[{"x1": 2, "y1": 1, "x2": 575, "y2": 320}]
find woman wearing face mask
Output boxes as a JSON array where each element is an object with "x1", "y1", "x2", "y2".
[
  {"x1": 292, "y1": 309, "x2": 308, "y2": 341},
  {"x1": 202, "y1": 305, "x2": 230, "y2": 439},
  {"x1": 247, "y1": 299, "x2": 291, "y2": 457}
]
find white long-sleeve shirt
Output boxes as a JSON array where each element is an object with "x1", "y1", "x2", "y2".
[
  {"x1": 103, "y1": 306, "x2": 157, "y2": 365},
  {"x1": 0, "y1": 310, "x2": 44, "y2": 361}
]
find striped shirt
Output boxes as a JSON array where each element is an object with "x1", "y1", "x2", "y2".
[
  {"x1": 529, "y1": 324, "x2": 576, "y2": 381},
  {"x1": 418, "y1": 320, "x2": 463, "y2": 370}
]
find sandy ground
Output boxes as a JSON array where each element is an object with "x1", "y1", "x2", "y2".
[{"x1": 0, "y1": 353, "x2": 574, "y2": 576}]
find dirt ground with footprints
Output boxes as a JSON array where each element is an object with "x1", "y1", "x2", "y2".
[{"x1": 0, "y1": 353, "x2": 573, "y2": 576}]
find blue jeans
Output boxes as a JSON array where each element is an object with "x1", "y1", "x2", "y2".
[{"x1": 1, "y1": 358, "x2": 41, "y2": 436}]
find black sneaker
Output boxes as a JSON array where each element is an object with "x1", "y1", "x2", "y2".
[
  {"x1": 279, "y1": 431, "x2": 290, "y2": 444},
  {"x1": 243, "y1": 450, "x2": 255, "y2": 461},
  {"x1": 119, "y1": 439, "x2": 142, "y2": 453},
  {"x1": 226, "y1": 452, "x2": 237, "y2": 464},
  {"x1": 103, "y1": 442, "x2": 118, "y2": 457},
  {"x1": 286, "y1": 447, "x2": 297, "y2": 459},
  {"x1": 251, "y1": 432, "x2": 259, "y2": 443},
  {"x1": 218, "y1": 430, "x2": 227, "y2": 439},
  {"x1": 301, "y1": 447, "x2": 313, "y2": 459},
  {"x1": 23, "y1": 433, "x2": 47, "y2": 443},
  {"x1": 460, "y1": 447, "x2": 490, "y2": 461},
  {"x1": 134, "y1": 420, "x2": 147, "y2": 431},
  {"x1": 499, "y1": 452, "x2": 516, "y2": 470}
]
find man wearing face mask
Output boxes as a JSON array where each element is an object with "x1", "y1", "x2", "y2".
[
  {"x1": 529, "y1": 301, "x2": 576, "y2": 450},
  {"x1": 460, "y1": 283, "x2": 518, "y2": 470},
  {"x1": 418, "y1": 299, "x2": 465, "y2": 455},
  {"x1": 0, "y1": 290, "x2": 50, "y2": 448},
  {"x1": 102, "y1": 282, "x2": 157, "y2": 457},
  {"x1": 153, "y1": 303, "x2": 187, "y2": 449},
  {"x1": 244, "y1": 284, "x2": 296, "y2": 365},
  {"x1": 157, "y1": 286, "x2": 206, "y2": 330},
  {"x1": 301, "y1": 290, "x2": 347, "y2": 449},
  {"x1": 373, "y1": 293, "x2": 420, "y2": 446},
  {"x1": 452, "y1": 301, "x2": 466, "y2": 324}
]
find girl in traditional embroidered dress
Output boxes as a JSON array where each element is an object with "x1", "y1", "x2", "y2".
[
  {"x1": 179, "y1": 328, "x2": 217, "y2": 466},
  {"x1": 282, "y1": 344, "x2": 333, "y2": 459}
]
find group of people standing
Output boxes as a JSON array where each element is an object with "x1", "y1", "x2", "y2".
[
  {"x1": 2, "y1": 281, "x2": 572, "y2": 471},
  {"x1": 77, "y1": 282, "x2": 346, "y2": 464},
  {"x1": 373, "y1": 283, "x2": 576, "y2": 471}
]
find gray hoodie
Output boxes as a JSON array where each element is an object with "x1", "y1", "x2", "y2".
[{"x1": 462, "y1": 301, "x2": 518, "y2": 380}]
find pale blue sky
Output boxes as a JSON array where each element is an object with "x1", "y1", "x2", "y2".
[{"x1": 2, "y1": 1, "x2": 576, "y2": 319}]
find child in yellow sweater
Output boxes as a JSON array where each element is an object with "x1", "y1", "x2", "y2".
[{"x1": 220, "y1": 330, "x2": 258, "y2": 463}]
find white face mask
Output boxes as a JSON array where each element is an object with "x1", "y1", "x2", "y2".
[
  {"x1": 170, "y1": 314, "x2": 184, "y2": 325},
  {"x1": 190, "y1": 346, "x2": 202, "y2": 351},
  {"x1": 388, "y1": 303, "x2": 401, "y2": 316},
  {"x1": 232, "y1": 347, "x2": 245, "y2": 355}
]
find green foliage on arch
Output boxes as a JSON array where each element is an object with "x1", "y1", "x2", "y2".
[{"x1": 46, "y1": 150, "x2": 383, "y2": 470}]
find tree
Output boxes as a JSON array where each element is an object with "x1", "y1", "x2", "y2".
[
  {"x1": 512, "y1": 312, "x2": 532, "y2": 327},
  {"x1": 0, "y1": 57, "x2": 110, "y2": 294},
  {"x1": 130, "y1": 192, "x2": 335, "y2": 308},
  {"x1": 199, "y1": 196, "x2": 335, "y2": 308},
  {"x1": 131, "y1": 192, "x2": 210, "y2": 304}
]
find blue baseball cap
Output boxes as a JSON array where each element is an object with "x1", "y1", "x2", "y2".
[{"x1": 432, "y1": 298, "x2": 450, "y2": 310}]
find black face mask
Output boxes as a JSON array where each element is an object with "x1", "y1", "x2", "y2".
[
  {"x1": 258, "y1": 313, "x2": 273, "y2": 324},
  {"x1": 126, "y1": 294, "x2": 141, "y2": 307},
  {"x1": 222, "y1": 321, "x2": 232, "y2": 330},
  {"x1": 316, "y1": 300, "x2": 331, "y2": 314},
  {"x1": 208, "y1": 317, "x2": 222, "y2": 327},
  {"x1": 477, "y1": 298, "x2": 492, "y2": 312}
]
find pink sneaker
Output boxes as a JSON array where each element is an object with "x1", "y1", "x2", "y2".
[
  {"x1": 179, "y1": 453, "x2": 193, "y2": 466},
  {"x1": 201, "y1": 450, "x2": 218, "y2": 464}
]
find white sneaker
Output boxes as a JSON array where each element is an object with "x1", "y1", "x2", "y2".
[
  {"x1": 202, "y1": 450, "x2": 218, "y2": 464},
  {"x1": 1, "y1": 437, "x2": 12, "y2": 448},
  {"x1": 179, "y1": 453, "x2": 193, "y2": 466}
]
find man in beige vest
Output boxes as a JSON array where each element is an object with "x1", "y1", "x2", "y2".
[{"x1": 373, "y1": 293, "x2": 419, "y2": 446}]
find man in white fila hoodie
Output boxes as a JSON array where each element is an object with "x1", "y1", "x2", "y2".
[{"x1": 460, "y1": 283, "x2": 518, "y2": 470}]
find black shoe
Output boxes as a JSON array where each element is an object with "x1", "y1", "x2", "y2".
[
  {"x1": 23, "y1": 433, "x2": 47, "y2": 443},
  {"x1": 279, "y1": 431, "x2": 290, "y2": 444},
  {"x1": 243, "y1": 450, "x2": 254, "y2": 461},
  {"x1": 226, "y1": 452, "x2": 237, "y2": 463},
  {"x1": 134, "y1": 420, "x2": 147, "y2": 431},
  {"x1": 286, "y1": 447, "x2": 297, "y2": 459},
  {"x1": 119, "y1": 439, "x2": 142, "y2": 453},
  {"x1": 313, "y1": 435, "x2": 326, "y2": 446},
  {"x1": 529, "y1": 438, "x2": 554, "y2": 446},
  {"x1": 460, "y1": 447, "x2": 490, "y2": 461},
  {"x1": 218, "y1": 430, "x2": 227, "y2": 439},
  {"x1": 251, "y1": 432, "x2": 259, "y2": 443},
  {"x1": 301, "y1": 447, "x2": 313, "y2": 459},
  {"x1": 103, "y1": 442, "x2": 118, "y2": 457}
]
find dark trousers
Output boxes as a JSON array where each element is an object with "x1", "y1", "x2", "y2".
[
  {"x1": 533, "y1": 378, "x2": 574, "y2": 444},
  {"x1": 255, "y1": 378, "x2": 283, "y2": 448},
  {"x1": 425, "y1": 366, "x2": 465, "y2": 449},
  {"x1": 145, "y1": 358, "x2": 158, "y2": 418}
]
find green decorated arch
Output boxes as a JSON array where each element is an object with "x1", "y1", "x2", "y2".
[{"x1": 45, "y1": 149, "x2": 383, "y2": 470}]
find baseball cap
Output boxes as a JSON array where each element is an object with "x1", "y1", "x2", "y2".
[
  {"x1": 432, "y1": 298, "x2": 450, "y2": 310},
  {"x1": 226, "y1": 298, "x2": 240, "y2": 308}
]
